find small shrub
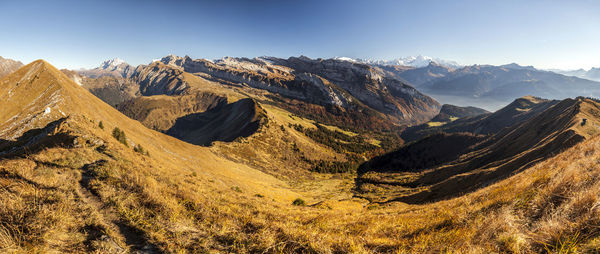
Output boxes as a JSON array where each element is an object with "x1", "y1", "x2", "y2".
[
  {"x1": 254, "y1": 194, "x2": 264, "y2": 198},
  {"x1": 112, "y1": 127, "x2": 128, "y2": 147},
  {"x1": 292, "y1": 198, "x2": 306, "y2": 206},
  {"x1": 366, "y1": 204, "x2": 380, "y2": 210},
  {"x1": 231, "y1": 186, "x2": 242, "y2": 193},
  {"x1": 98, "y1": 121, "x2": 104, "y2": 129},
  {"x1": 133, "y1": 144, "x2": 147, "y2": 155}
]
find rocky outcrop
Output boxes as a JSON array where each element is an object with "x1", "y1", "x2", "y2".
[
  {"x1": 268, "y1": 56, "x2": 441, "y2": 123},
  {"x1": 130, "y1": 62, "x2": 190, "y2": 96}
]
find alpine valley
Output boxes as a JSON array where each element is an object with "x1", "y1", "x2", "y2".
[{"x1": 2, "y1": 53, "x2": 600, "y2": 253}]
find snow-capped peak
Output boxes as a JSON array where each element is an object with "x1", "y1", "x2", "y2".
[
  {"x1": 100, "y1": 58, "x2": 127, "y2": 69},
  {"x1": 333, "y1": 57, "x2": 358, "y2": 63},
  {"x1": 336, "y1": 55, "x2": 461, "y2": 68}
]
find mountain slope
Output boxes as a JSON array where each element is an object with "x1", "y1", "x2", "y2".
[
  {"x1": 359, "y1": 97, "x2": 600, "y2": 204},
  {"x1": 401, "y1": 96, "x2": 558, "y2": 142},
  {"x1": 166, "y1": 98, "x2": 266, "y2": 146},
  {"x1": 0, "y1": 60, "x2": 308, "y2": 252},
  {"x1": 0, "y1": 56, "x2": 23, "y2": 78},
  {"x1": 117, "y1": 92, "x2": 227, "y2": 131},
  {"x1": 4, "y1": 60, "x2": 600, "y2": 253},
  {"x1": 157, "y1": 55, "x2": 441, "y2": 129},
  {"x1": 77, "y1": 55, "x2": 442, "y2": 131},
  {"x1": 429, "y1": 104, "x2": 489, "y2": 122}
]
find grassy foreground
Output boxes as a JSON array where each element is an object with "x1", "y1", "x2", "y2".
[{"x1": 2, "y1": 114, "x2": 600, "y2": 253}]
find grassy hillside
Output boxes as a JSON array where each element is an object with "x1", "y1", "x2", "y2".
[
  {"x1": 3, "y1": 60, "x2": 600, "y2": 253},
  {"x1": 360, "y1": 97, "x2": 600, "y2": 204},
  {"x1": 402, "y1": 96, "x2": 558, "y2": 142}
]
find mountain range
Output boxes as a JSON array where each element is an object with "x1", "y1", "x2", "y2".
[
  {"x1": 3, "y1": 55, "x2": 600, "y2": 252},
  {"x1": 552, "y1": 67, "x2": 600, "y2": 82},
  {"x1": 384, "y1": 62, "x2": 600, "y2": 110},
  {"x1": 336, "y1": 55, "x2": 462, "y2": 68},
  {"x1": 76, "y1": 55, "x2": 442, "y2": 130}
]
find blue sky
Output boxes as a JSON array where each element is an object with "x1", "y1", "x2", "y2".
[{"x1": 0, "y1": 0, "x2": 598, "y2": 70}]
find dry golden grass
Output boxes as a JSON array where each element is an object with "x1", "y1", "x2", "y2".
[
  {"x1": 4, "y1": 108, "x2": 600, "y2": 253},
  {"x1": 3, "y1": 60, "x2": 600, "y2": 253}
]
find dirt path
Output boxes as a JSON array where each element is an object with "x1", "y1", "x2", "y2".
[{"x1": 77, "y1": 160, "x2": 160, "y2": 253}]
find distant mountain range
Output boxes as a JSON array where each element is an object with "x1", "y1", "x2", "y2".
[
  {"x1": 382, "y1": 62, "x2": 600, "y2": 110},
  {"x1": 551, "y1": 67, "x2": 600, "y2": 82},
  {"x1": 2, "y1": 54, "x2": 598, "y2": 114},
  {"x1": 335, "y1": 55, "x2": 462, "y2": 68},
  {"x1": 75, "y1": 55, "x2": 441, "y2": 130},
  {"x1": 78, "y1": 58, "x2": 136, "y2": 78}
]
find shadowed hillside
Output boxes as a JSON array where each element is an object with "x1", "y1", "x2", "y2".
[
  {"x1": 117, "y1": 92, "x2": 227, "y2": 131},
  {"x1": 430, "y1": 104, "x2": 489, "y2": 122},
  {"x1": 167, "y1": 98, "x2": 266, "y2": 146},
  {"x1": 402, "y1": 96, "x2": 558, "y2": 142},
  {"x1": 358, "y1": 132, "x2": 486, "y2": 174},
  {"x1": 360, "y1": 97, "x2": 600, "y2": 204}
]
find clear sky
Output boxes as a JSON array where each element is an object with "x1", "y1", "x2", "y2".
[{"x1": 1, "y1": 0, "x2": 598, "y2": 70}]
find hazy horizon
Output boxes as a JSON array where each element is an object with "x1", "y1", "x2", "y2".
[{"x1": 1, "y1": 0, "x2": 598, "y2": 70}]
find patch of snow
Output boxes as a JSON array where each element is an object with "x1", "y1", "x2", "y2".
[
  {"x1": 44, "y1": 107, "x2": 51, "y2": 115},
  {"x1": 338, "y1": 55, "x2": 461, "y2": 68},
  {"x1": 101, "y1": 58, "x2": 127, "y2": 69},
  {"x1": 333, "y1": 57, "x2": 357, "y2": 63},
  {"x1": 72, "y1": 75, "x2": 83, "y2": 86}
]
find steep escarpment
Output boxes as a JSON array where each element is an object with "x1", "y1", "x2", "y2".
[
  {"x1": 131, "y1": 61, "x2": 193, "y2": 96},
  {"x1": 158, "y1": 55, "x2": 440, "y2": 129},
  {"x1": 267, "y1": 56, "x2": 441, "y2": 125}
]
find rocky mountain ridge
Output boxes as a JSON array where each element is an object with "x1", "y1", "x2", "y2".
[
  {"x1": 78, "y1": 58, "x2": 136, "y2": 78},
  {"x1": 0, "y1": 56, "x2": 24, "y2": 78},
  {"x1": 79, "y1": 55, "x2": 442, "y2": 130}
]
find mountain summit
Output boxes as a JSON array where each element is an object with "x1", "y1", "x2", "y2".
[
  {"x1": 78, "y1": 58, "x2": 135, "y2": 78},
  {"x1": 100, "y1": 58, "x2": 127, "y2": 69},
  {"x1": 336, "y1": 55, "x2": 461, "y2": 68}
]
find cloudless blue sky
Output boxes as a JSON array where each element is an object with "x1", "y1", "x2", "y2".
[{"x1": 0, "y1": 0, "x2": 598, "y2": 70}]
